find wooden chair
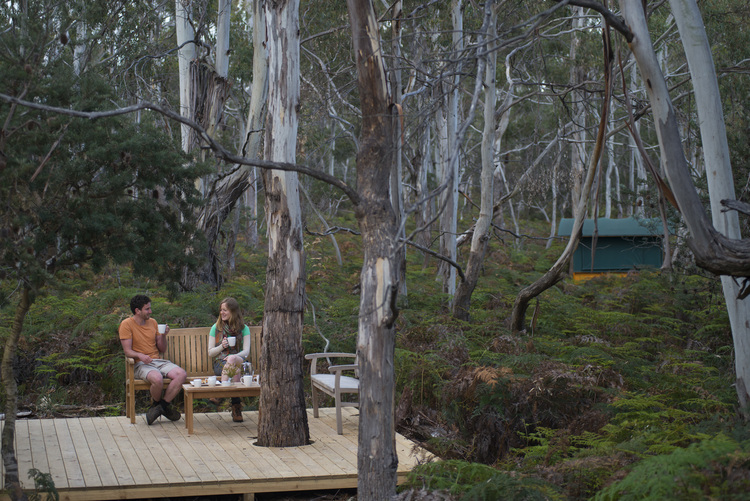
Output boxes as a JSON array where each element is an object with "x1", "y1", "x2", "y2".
[
  {"x1": 125, "y1": 326, "x2": 262, "y2": 423},
  {"x1": 304, "y1": 352, "x2": 359, "y2": 434}
]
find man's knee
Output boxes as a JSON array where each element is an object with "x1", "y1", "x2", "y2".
[
  {"x1": 147, "y1": 370, "x2": 164, "y2": 384},
  {"x1": 170, "y1": 367, "x2": 187, "y2": 383}
]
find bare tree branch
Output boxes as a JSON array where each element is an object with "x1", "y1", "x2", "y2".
[
  {"x1": 0, "y1": 92, "x2": 361, "y2": 205},
  {"x1": 553, "y1": 0, "x2": 633, "y2": 42}
]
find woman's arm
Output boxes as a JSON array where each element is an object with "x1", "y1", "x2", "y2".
[
  {"x1": 207, "y1": 324, "x2": 224, "y2": 358},
  {"x1": 237, "y1": 324, "x2": 251, "y2": 360}
]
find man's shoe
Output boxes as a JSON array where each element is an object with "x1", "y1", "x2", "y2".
[
  {"x1": 231, "y1": 403, "x2": 243, "y2": 422},
  {"x1": 162, "y1": 401, "x2": 181, "y2": 421},
  {"x1": 146, "y1": 403, "x2": 162, "y2": 425}
]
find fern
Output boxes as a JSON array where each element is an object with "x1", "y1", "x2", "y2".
[
  {"x1": 594, "y1": 434, "x2": 750, "y2": 501},
  {"x1": 403, "y1": 460, "x2": 563, "y2": 500},
  {"x1": 36, "y1": 342, "x2": 111, "y2": 383}
]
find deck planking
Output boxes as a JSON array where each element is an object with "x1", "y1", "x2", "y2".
[{"x1": 1, "y1": 407, "x2": 431, "y2": 500}]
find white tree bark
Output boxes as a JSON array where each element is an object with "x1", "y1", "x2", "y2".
[
  {"x1": 547, "y1": 143, "x2": 563, "y2": 249},
  {"x1": 452, "y1": 0, "x2": 496, "y2": 320},
  {"x1": 669, "y1": 0, "x2": 750, "y2": 413},
  {"x1": 389, "y1": 0, "x2": 406, "y2": 296},
  {"x1": 257, "y1": 0, "x2": 309, "y2": 446},
  {"x1": 605, "y1": 107, "x2": 615, "y2": 218},
  {"x1": 569, "y1": 6, "x2": 587, "y2": 219},
  {"x1": 242, "y1": 0, "x2": 268, "y2": 248},
  {"x1": 175, "y1": 0, "x2": 195, "y2": 155},
  {"x1": 73, "y1": 21, "x2": 87, "y2": 76},
  {"x1": 216, "y1": 0, "x2": 231, "y2": 77},
  {"x1": 438, "y1": 0, "x2": 462, "y2": 297}
]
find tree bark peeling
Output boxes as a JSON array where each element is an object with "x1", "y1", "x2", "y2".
[{"x1": 256, "y1": 0, "x2": 309, "y2": 448}]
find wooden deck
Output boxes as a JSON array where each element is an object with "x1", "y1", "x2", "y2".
[{"x1": 0, "y1": 407, "x2": 431, "y2": 500}]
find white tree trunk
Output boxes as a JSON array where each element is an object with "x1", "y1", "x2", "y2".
[
  {"x1": 547, "y1": 143, "x2": 562, "y2": 249},
  {"x1": 438, "y1": 0, "x2": 462, "y2": 297},
  {"x1": 216, "y1": 0, "x2": 230, "y2": 77},
  {"x1": 416, "y1": 121, "x2": 432, "y2": 268},
  {"x1": 73, "y1": 21, "x2": 87, "y2": 76},
  {"x1": 243, "y1": 0, "x2": 268, "y2": 248},
  {"x1": 452, "y1": 0, "x2": 496, "y2": 320},
  {"x1": 389, "y1": 0, "x2": 406, "y2": 296},
  {"x1": 569, "y1": 6, "x2": 587, "y2": 219},
  {"x1": 257, "y1": 0, "x2": 309, "y2": 447},
  {"x1": 669, "y1": 0, "x2": 750, "y2": 413},
  {"x1": 175, "y1": 0, "x2": 195, "y2": 155},
  {"x1": 605, "y1": 108, "x2": 615, "y2": 218}
]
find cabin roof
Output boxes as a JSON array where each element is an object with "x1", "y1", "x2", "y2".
[{"x1": 557, "y1": 217, "x2": 664, "y2": 238}]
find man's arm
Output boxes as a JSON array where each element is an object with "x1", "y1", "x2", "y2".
[
  {"x1": 155, "y1": 325, "x2": 170, "y2": 354},
  {"x1": 120, "y1": 338, "x2": 152, "y2": 364}
]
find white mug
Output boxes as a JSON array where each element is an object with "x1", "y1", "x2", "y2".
[
  {"x1": 241, "y1": 375, "x2": 252, "y2": 387},
  {"x1": 207, "y1": 376, "x2": 217, "y2": 386},
  {"x1": 192, "y1": 378, "x2": 201, "y2": 387},
  {"x1": 158, "y1": 324, "x2": 167, "y2": 334},
  {"x1": 228, "y1": 336, "x2": 236, "y2": 347}
]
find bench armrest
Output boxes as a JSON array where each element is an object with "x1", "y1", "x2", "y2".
[{"x1": 328, "y1": 363, "x2": 357, "y2": 373}]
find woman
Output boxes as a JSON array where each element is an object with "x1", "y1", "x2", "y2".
[{"x1": 208, "y1": 297, "x2": 251, "y2": 422}]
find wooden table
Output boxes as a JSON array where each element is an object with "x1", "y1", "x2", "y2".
[{"x1": 182, "y1": 381, "x2": 260, "y2": 434}]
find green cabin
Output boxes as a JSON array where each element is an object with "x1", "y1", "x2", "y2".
[{"x1": 557, "y1": 217, "x2": 665, "y2": 279}]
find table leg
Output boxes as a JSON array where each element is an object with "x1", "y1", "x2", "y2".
[{"x1": 185, "y1": 391, "x2": 194, "y2": 434}]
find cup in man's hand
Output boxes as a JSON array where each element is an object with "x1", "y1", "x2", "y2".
[
  {"x1": 228, "y1": 336, "x2": 236, "y2": 347},
  {"x1": 158, "y1": 324, "x2": 167, "y2": 334}
]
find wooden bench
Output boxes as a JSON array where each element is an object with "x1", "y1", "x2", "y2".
[{"x1": 125, "y1": 326, "x2": 262, "y2": 423}]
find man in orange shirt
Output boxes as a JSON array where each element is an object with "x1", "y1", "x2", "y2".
[{"x1": 119, "y1": 295, "x2": 187, "y2": 425}]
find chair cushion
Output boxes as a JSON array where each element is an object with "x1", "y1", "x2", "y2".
[{"x1": 312, "y1": 374, "x2": 360, "y2": 392}]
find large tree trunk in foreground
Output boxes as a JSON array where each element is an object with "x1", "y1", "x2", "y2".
[
  {"x1": 2, "y1": 287, "x2": 32, "y2": 500},
  {"x1": 256, "y1": 0, "x2": 309, "y2": 447},
  {"x1": 668, "y1": 0, "x2": 750, "y2": 415},
  {"x1": 346, "y1": 0, "x2": 399, "y2": 498}
]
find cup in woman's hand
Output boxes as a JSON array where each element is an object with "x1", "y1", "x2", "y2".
[{"x1": 228, "y1": 336, "x2": 236, "y2": 347}]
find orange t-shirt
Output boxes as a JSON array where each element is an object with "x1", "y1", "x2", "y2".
[{"x1": 118, "y1": 317, "x2": 160, "y2": 359}]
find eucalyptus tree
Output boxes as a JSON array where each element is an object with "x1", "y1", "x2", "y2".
[
  {"x1": 175, "y1": 0, "x2": 196, "y2": 155},
  {"x1": 344, "y1": 1, "x2": 399, "y2": 496},
  {"x1": 452, "y1": 0, "x2": 497, "y2": 321},
  {"x1": 256, "y1": 0, "x2": 310, "y2": 447},
  {"x1": 436, "y1": 0, "x2": 464, "y2": 297}
]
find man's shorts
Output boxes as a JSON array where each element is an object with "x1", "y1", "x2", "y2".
[{"x1": 134, "y1": 359, "x2": 181, "y2": 380}]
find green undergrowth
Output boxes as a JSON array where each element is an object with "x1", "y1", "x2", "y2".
[{"x1": 0, "y1": 214, "x2": 745, "y2": 499}]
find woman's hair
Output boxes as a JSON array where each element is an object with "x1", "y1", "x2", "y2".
[{"x1": 216, "y1": 297, "x2": 244, "y2": 334}]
